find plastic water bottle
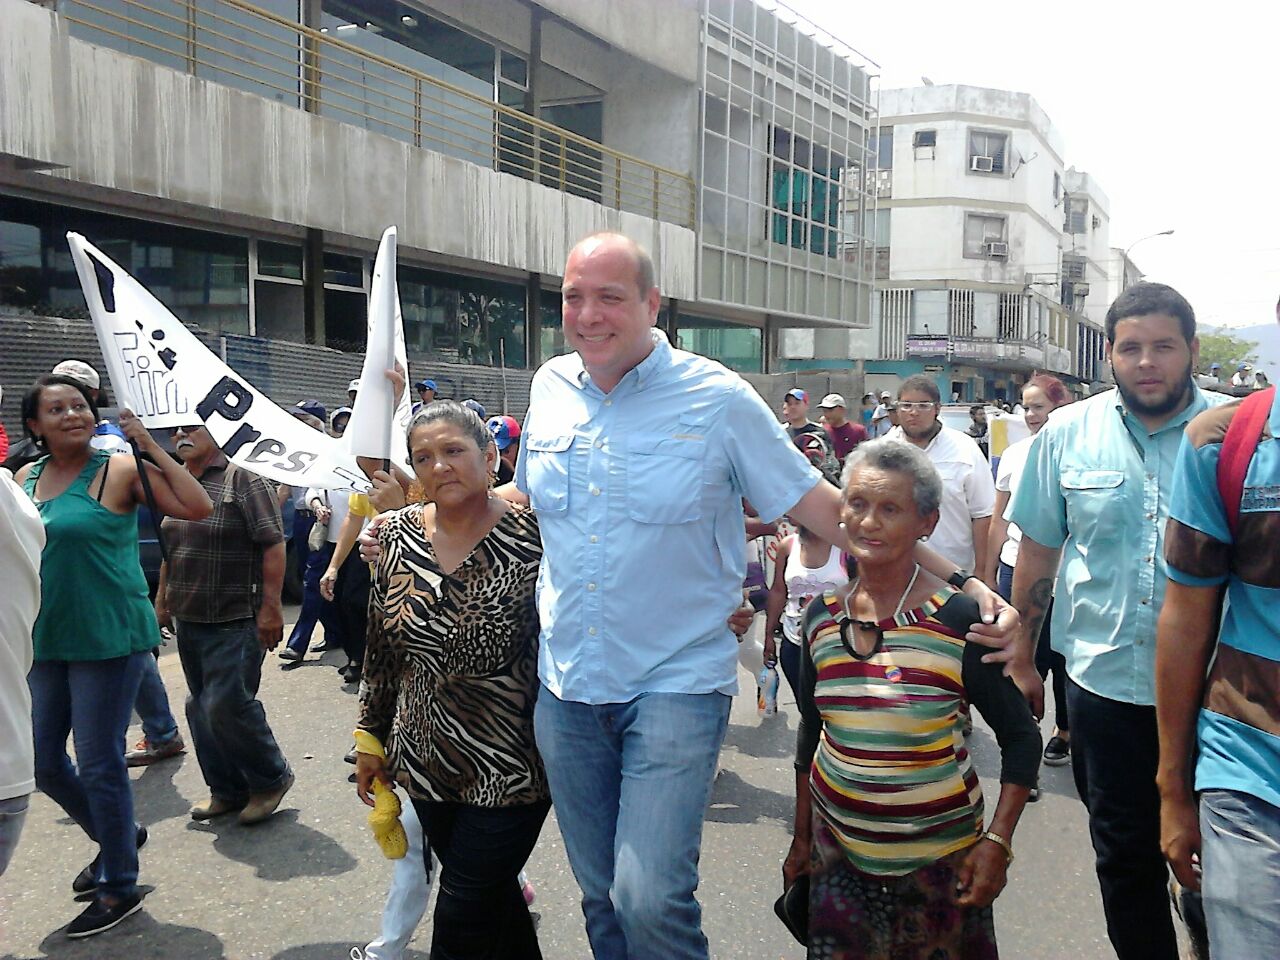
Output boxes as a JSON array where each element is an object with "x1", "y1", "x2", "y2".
[{"x1": 757, "y1": 664, "x2": 779, "y2": 717}]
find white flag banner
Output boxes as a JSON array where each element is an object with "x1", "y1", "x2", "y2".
[
  {"x1": 66, "y1": 232, "x2": 370, "y2": 491},
  {"x1": 346, "y1": 226, "x2": 412, "y2": 467}
]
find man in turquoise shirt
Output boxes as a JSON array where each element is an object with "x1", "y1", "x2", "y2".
[
  {"x1": 1157, "y1": 299, "x2": 1280, "y2": 958},
  {"x1": 1008, "y1": 283, "x2": 1227, "y2": 960}
]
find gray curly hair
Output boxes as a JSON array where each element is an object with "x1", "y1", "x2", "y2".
[{"x1": 840, "y1": 437, "x2": 943, "y2": 517}]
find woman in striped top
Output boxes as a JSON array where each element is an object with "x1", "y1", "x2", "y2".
[{"x1": 785, "y1": 438, "x2": 1040, "y2": 959}]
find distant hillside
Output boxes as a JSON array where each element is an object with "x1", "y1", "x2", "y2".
[{"x1": 1205, "y1": 322, "x2": 1280, "y2": 378}]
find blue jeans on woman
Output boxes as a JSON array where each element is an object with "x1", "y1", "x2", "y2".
[
  {"x1": 534, "y1": 687, "x2": 731, "y2": 960},
  {"x1": 28, "y1": 651, "x2": 148, "y2": 899}
]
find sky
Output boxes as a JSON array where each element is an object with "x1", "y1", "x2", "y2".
[{"x1": 789, "y1": 0, "x2": 1280, "y2": 331}]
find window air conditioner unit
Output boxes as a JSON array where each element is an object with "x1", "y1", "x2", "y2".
[
  {"x1": 1074, "y1": 282, "x2": 1091, "y2": 296},
  {"x1": 971, "y1": 155, "x2": 995, "y2": 172},
  {"x1": 985, "y1": 241, "x2": 1009, "y2": 257}
]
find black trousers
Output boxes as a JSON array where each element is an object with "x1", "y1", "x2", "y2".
[
  {"x1": 410, "y1": 796, "x2": 550, "y2": 960},
  {"x1": 335, "y1": 551, "x2": 370, "y2": 669},
  {"x1": 1067, "y1": 679, "x2": 1178, "y2": 960}
]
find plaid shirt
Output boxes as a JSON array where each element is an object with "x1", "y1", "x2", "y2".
[{"x1": 162, "y1": 455, "x2": 285, "y2": 624}]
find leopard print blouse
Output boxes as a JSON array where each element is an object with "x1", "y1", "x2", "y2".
[{"x1": 358, "y1": 502, "x2": 548, "y2": 807}]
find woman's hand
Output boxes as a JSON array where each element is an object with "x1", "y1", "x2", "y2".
[
  {"x1": 782, "y1": 835, "x2": 811, "y2": 889},
  {"x1": 368, "y1": 470, "x2": 406, "y2": 513},
  {"x1": 354, "y1": 752, "x2": 390, "y2": 808},
  {"x1": 955, "y1": 839, "x2": 1010, "y2": 908},
  {"x1": 762, "y1": 636, "x2": 778, "y2": 667},
  {"x1": 358, "y1": 514, "x2": 391, "y2": 565},
  {"x1": 117, "y1": 410, "x2": 157, "y2": 452},
  {"x1": 320, "y1": 567, "x2": 338, "y2": 601}
]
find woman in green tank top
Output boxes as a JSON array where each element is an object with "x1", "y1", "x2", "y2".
[{"x1": 15, "y1": 374, "x2": 211, "y2": 939}]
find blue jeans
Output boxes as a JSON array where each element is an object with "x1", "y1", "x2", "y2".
[
  {"x1": 286, "y1": 540, "x2": 342, "y2": 653},
  {"x1": 534, "y1": 687, "x2": 731, "y2": 960},
  {"x1": 1200, "y1": 789, "x2": 1280, "y2": 958},
  {"x1": 135, "y1": 649, "x2": 180, "y2": 745},
  {"x1": 29, "y1": 652, "x2": 148, "y2": 898},
  {"x1": 0, "y1": 794, "x2": 30, "y2": 877},
  {"x1": 364, "y1": 797, "x2": 436, "y2": 960},
  {"x1": 176, "y1": 618, "x2": 289, "y2": 801}
]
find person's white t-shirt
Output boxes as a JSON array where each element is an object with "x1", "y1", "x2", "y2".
[
  {"x1": 887, "y1": 425, "x2": 995, "y2": 572},
  {"x1": 870, "y1": 404, "x2": 892, "y2": 438},
  {"x1": 0, "y1": 470, "x2": 43, "y2": 801},
  {"x1": 994, "y1": 435, "x2": 1034, "y2": 568},
  {"x1": 307, "y1": 487, "x2": 354, "y2": 544}
]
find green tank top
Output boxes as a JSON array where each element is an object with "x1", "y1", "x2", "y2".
[{"x1": 24, "y1": 451, "x2": 159, "y2": 661}]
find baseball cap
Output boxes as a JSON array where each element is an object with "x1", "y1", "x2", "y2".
[
  {"x1": 1209, "y1": 363, "x2": 1221, "y2": 370},
  {"x1": 817, "y1": 393, "x2": 846, "y2": 409},
  {"x1": 294, "y1": 399, "x2": 327, "y2": 422},
  {"x1": 1238, "y1": 362, "x2": 1252, "y2": 371},
  {"x1": 487, "y1": 415, "x2": 521, "y2": 451},
  {"x1": 462, "y1": 399, "x2": 487, "y2": 420},
  {"x1": 330, "y1": 406, "x2": 352, "y2": 425},
  {"x1": 784, "y1": 388, "x2": 808, "y2": 403},
  {"x1": 414, "y1": 378, "x2": 438, "y2": 392},
  {"x1": 52, "y1": 359, "x2": 101, "y2": 390},
  {"x1": 880, "y1": 390, "x2": 893, "y2": 400},
  {"x1": 347, "y1": 378, "x2": 361, "y2": 393}
]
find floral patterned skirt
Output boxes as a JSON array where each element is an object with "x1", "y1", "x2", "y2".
[{"x1": 807, "y1": 812, "x2": 999, "y2": 960}]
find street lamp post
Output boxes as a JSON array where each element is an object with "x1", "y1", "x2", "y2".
[{"x1": 1122, "y1": 229, "x2": 1175, "y2": 289}]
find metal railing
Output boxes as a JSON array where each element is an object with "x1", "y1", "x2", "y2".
[{"x1": 59, "y1": 0, "x2": 696, "y2": 228}]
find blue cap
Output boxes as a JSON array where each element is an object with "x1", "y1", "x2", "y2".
[
  {"x1": 487, "y1": 415, "x2": 521, "y2": 451},
  {"x1": 462, "y1": 399, "x2": 487, "y2": 420},
  {"x1": 784, "y1": 388, "x2": 808, "y2": 403},
  {"x1": 414, "y1": 378, "x2": 437, "y2": 392},
  {"x1": 294, "y1": 399, "x2": 327, "y2": 422}
]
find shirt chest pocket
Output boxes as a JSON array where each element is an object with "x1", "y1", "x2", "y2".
[
  {"x1": 1061, "y1": 469, "x2": 1126, "y2": 540},
  {"x1": 524, "y1": 434, "x2": 573, "y2": 515},
  {"x1": 626, "y1": 433, "x2": 706, "y2": 524}
]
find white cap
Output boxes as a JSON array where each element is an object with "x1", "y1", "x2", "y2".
[
  {"x1": 817, "y1": 393, "x2": 846, "y2": 409},
  {"x1": 52, "y1": 359, "x2": 101, "y2": 390},
  {"x1": 348, "y1": 378, "x2": 361, "y2": 393}
]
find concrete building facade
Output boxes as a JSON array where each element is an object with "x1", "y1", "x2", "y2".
[
  {"x1": 799, "y1": 84, "x2": 1113, "y2": 402},
  {"x1": 0, "y1": 0, "x2": 880, "y2": 417}
]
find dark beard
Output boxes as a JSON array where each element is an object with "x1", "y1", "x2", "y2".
[{"x1": 1115, "y1": 359, "x2": 1194, "y2": 420}]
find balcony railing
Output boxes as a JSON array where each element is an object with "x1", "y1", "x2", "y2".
[{"x1": 58, "y1": 0, "x2": 696, "y2": 228}]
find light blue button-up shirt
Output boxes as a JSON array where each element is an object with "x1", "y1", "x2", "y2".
[
  {"x1": 516, "y1": 330, "x2": 821, "y2": 704},
  {"x1": 1008, "y1": 384, "x2": 1229, "y2": 705}
]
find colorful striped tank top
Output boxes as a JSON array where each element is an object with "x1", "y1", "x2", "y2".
[{"x1": 806, "y1": 588, "x2": 983, "y2": 877}]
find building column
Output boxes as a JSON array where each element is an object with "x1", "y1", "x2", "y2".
[
  {"x1": 303, "y1": 228, "x2": 325, "y2": 346},
  {"x1": 526, "y1": 272, "x2": 542, "y2": 368}
]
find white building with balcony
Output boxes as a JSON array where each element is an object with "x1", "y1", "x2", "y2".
[
  {"x1": 792, "y1": 84, "x2": 1113, "y2": 402},
  {"x1": 0, "y1": 0, "x2": 880, "y2": 421}
]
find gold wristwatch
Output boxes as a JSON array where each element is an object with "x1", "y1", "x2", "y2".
[{"x1": 981, "y1": 830, "x2": 1014, "y2": 864}]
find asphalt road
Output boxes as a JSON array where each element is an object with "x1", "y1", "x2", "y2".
[{"x1": 0, "y1": 613, "x2": 1122, "y2": 960}]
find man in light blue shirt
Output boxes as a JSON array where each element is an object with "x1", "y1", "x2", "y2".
[
  {"x1": 1008, "y1": 282, "x2": 1227, "y2": 960},
  {"x1": 519, "y1": 233, "x2": 1023, "y2": 960}
]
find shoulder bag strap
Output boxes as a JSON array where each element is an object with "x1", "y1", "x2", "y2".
[{"x1": 1217, "y1": 386, "x2": 1274, "y2": 538}]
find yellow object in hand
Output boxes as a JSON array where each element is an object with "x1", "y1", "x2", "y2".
[{"x1": 369, "y1": 779, "x2": 408, "y2": 860}]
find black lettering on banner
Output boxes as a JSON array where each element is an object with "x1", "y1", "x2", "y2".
[
  {"x1": 223, "y1": 423, "x2": 263, "y2": 458},
  {"x1": 86, "y1": 252, "x2": 117, "y2": 312},
  {"x1": 158, "y1": 347, "x2": 177, "y2": 370},
  {"x1": 286, "y1": 450, "x2": 318, "y2": 471},
  {"x1": 247, "y1": 438, "x2": 287, "y2": 463},
  {"x1": 196, "y1": 377, "x2": 253, "y2": 423}
]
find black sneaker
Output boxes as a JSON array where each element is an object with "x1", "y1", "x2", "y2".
[
  {"x1": 1043, "y1": 735, "x2": 1071, "y2": 767},
  {"x1": 72, "y1": 825, "x2": 148, "y2": 895},
  {"x1": 1028, "y1": 783, "x2": 1041, "y2": 803},
  {"x1": 66, "y1": 893, "x2": 143, "y2": 938}
]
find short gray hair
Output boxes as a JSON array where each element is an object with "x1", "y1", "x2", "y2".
[
  {"x1": 841, "y1": 437, "x2": 942, "y2": 517},
  {"x1": 407, "y1": 399, "x2": 493, "y2": 452}
]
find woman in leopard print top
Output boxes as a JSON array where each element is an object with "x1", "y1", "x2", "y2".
[{"x1": 356, "y1": 400, "x2": 549, "y2": 960}]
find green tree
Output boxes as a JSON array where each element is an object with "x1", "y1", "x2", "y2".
[{"x1": 1197, "y1": 332, "x2": 1259, "y2": 375}]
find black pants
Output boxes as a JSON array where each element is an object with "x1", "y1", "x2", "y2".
[
  {"x1": 335, "y1": 551, "x2": 370, "y2": 669},
  {"x1": 1067, "y1": 679, "x2": 1177, "y2": 960},
  {"x1": 410, "y1": 796, "x2": 550, "y2": 960},
  {"x1": 996, "y1": 561, "x2": 1068, "y2": 732}
]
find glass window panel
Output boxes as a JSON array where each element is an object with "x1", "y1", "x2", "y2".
[
  {"x1": 257, "y1": 240, "x2": 303, "y2": 280},
  {"x1": 500, "y1": 51, "x2": 527, "y2": 87},
  {"x1": 398, "y1": 265, "x2": 527, "y2": 368},
  {"x1": 323, "y1": 252, "x2": 364, "y2": 288},
  {"x1": 0, "y1": 195, "x2": 247, "y2": 334},
  {"x1": 676, "y1": 316, "x2": 762, "y2": 373}
]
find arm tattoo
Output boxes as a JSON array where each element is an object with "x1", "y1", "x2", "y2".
[{"x1": 1023, "y1": 576, "x2": 1054, "y2": 640}]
